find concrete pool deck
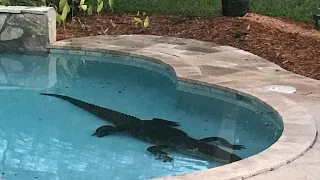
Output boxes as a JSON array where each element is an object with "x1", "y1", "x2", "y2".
[{"x1": 49, "y1": 35, "x2": 319, "y2": 180}]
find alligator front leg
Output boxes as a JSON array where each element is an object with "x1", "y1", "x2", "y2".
[
  {"x1": 199, "y1": 137, "x2": 245, "y2": 150},
  {"x1": 147, "y1": 145, "x2": 173, "y2": 162},
  {"x1": 92, "y1": 125, "x2": 125, "y2": 137}
]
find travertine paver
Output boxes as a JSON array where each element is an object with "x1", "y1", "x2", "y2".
[
  {"x1": 49, "y1": 35, "x2": 320, "y2": 180},
  {"x1": 248, "y1": 98, "x2": 320, "y2": 180}
]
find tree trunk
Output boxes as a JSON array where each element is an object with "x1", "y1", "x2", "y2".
[{"x1": 221, "y1": 0, "x2": 250, "y2": 17}]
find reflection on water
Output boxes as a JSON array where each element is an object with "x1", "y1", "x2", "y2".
[
  {"x1": 0, "y1": 55, "x2": 57, "y2": 90},
  {"x1": 0, "y1": 53, "x2": 282, "y2": 180}
]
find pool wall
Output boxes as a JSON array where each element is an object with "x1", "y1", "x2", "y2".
[{"x1": 0, "y1": 6, "x2": 56, "y2": 53}]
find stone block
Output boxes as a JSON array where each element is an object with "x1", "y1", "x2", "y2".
[{"x1": 0, "y1": 26, "x2": 24, "y2": 41}]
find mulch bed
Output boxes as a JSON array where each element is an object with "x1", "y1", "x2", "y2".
[{"x1": 57, "y1": 13, "x2": 320, "y2": 80}]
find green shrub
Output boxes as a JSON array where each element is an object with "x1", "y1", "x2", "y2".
[
  {"x1": 0, "y1": 0, "x2": 114, "y2": 27},
  {"x1": 1, "y1": 0, "x2": 319, "y2": 24},
  {"x1": 52, "y1": 0, "x2": 114, "y2": 27}
]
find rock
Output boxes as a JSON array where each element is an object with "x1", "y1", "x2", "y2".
[
  {"x1": 0, "y1": 26, "x2": 24, "y2": 41},
  {"x1": 24, "y1": 13, "x2": 46, "y2": 35},
  {"x1": 6, "y1": 14, "x2": 24, "y2": 26},
  {"x1": 6, "y1": 13, "x2": 46, "y2": 36},
  {"x1": 23, "y1": 36, "x2": 47, "y2": 51}
]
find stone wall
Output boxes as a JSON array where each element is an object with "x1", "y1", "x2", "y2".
[{"x1": 0, "y1": 6, "x2": 56, "y2": 53}]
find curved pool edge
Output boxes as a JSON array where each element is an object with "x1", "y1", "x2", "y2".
[{"x1": 48, "y1": 35, "x2": 318, "y2": 180}]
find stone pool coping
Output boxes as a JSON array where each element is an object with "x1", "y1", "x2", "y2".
[{"x1": 48, "y1": 35, "x2": 318, "y2": 180}]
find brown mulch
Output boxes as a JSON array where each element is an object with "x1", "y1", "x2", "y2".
[{"x1": 57, "y1": 13, "x2": 320, "y2": 80}]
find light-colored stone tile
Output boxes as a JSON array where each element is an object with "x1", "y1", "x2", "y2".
[
  {"x1": 47, "y1": 8, "x2": 56, "y2": 43},
  {"x1": 175, "y1": 67, "x2": 203, "y2": 77},
  {"x1": 199, "y1": 65, "x2": 241, "y2": 76},
  {"x1": 22, "y1": 7, "x2": 54, "y2": 15},
  {"x1": 175, "y1": 44, "x2": 221, "y2": 53},
  {"x1": 0, "y1": 6, "x2": 28, "y2": 13},
  {"x1": 213, "y1": 46, "x2": 238, "y2": 52}
]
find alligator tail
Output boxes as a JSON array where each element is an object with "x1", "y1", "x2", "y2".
[{"x1": 40, "y1": 93, "x2": 139, "y2": 125}]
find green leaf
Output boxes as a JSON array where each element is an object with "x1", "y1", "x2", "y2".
[
  {"x1": 61, "y1": 3, "x2": 70, "y2": 22},
  {"x1": 87, "y1": 5, "x2": 93, "y2": 15},
  {"x1": 108, "y1": 0, "x2": 114, "y2": 12},
  {"x1": 134, "y1": 17, "x2": 143, "y2": 24},
  {"x1": 56, "y1": 13, "x2": 62, "y2": 24},
  {"x1": 80, "y1": 4, "x2": 87, "y2": 11},
  {"x1": 144, "y1": 16, "x2": 150, "y2": 28},
  {"x1": 97, "y1": 1, "x2": 103, "y2": 13},
  {"x1": 58, "y1": 0, "x2": 67, "y2": 12}
]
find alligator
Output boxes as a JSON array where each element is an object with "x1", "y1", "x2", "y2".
[{"x1": 40, "y1": 93, "x2": 245, "y2": 163}]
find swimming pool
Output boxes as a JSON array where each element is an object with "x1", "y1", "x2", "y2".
[{"x1": 0, "y1": 53, "x2": 283, "y2": 180}]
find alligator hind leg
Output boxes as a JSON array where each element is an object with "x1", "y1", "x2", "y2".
[
  {"x1": 199, "y1": 137, "x2": 245, "y2": 150},
  {"x1": 147, "y1": 145, "x2": 173, "y2": 162},
  {"x1": 92, "y1": 125, "x2": 125, "y2": 137}
]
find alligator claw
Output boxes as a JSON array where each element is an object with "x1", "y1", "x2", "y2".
[
  {"x1": 92, "y1": 132, "x2": 104, "y2": 138},
  {"x1": 156, "y1": 154, "x2": 173, "y2": 162}
]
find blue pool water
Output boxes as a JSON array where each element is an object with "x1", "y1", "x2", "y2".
[{"x1": 0, "y1": 53, "x2": 282, "y2": 180}]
